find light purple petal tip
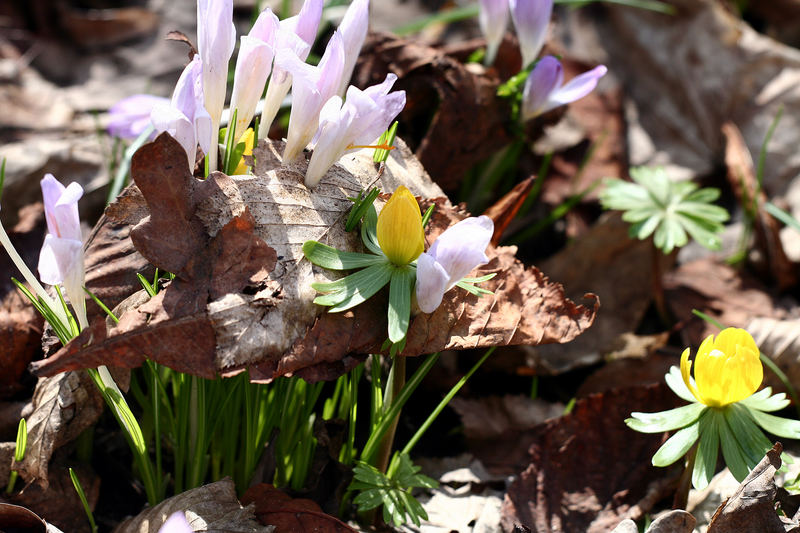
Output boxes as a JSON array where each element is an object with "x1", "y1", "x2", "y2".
[
  {"x1": 510, "y1": 0, "x2": 553, "y2": 67},
  {"x1": 415, "y1": 252, "x2": 450, "y2": 314},
  {"x1": 548, "y1": 64, "x2": 607, "y2": 106},
  {"x1": 158, "y1": 512, "x2": 193, "y2": 533},
  {"x1": 522, "y1": 55, "x2": 562, "y2": 118}
]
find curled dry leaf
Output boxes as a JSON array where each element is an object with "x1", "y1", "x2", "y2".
[
  {"x1": 482, "y1": 176, "x2": 536, "y2": 247},
  {"x1": 707, "y1": 443, "x2": 800, "y2": 533},
  {"x1": 0, "y1": 503, "x2": 48, "y2": 533},
  {"x1": 31, "y1": 133, "x2": 597, "y2": 382},
  {"x1": 114, "y1": 478, "x2": 270, "y2": 533},
  {"x1": 500, "y1": 384, "x2": 682, "y2": 533},
  {"x1": 241, "y1": 484, "x2": 355, "y2": 533}
]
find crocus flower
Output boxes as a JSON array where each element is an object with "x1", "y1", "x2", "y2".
[
  {"x1": 107, "y1": 94, "x2": 167, "y2": 140},
  {"x1": 197, "y1": 0, "x2": 236, "y2": 171},
  {"x1": 335, "y1": 0, "x2": 370, "y2": 97},
  {"x1": 151, "y1": 56, "x2": 212, "y2": 171},
  {"x1": 681, "y1": 328, "x2": 763, "y2": 407},
  {"x1": 415, "y1": 216, "x2": 493, "y2": 313},
  {"x1": 257, "y1": 0, "x2": 322, "y2": 139},
  {"x1": 158, "y1": 512, "x2": 192, "y2": 533},
  {"x1": 232, "y1": 128, "x2": 255, "y2": 175},
  {"x1": 278, "y1": 31, "x2": 345, "y2": 161},
  {"x1": 376, "y1": 186, "x2": 424, "y2": 266},
  {"x1": 229, "y1": 9, "x2": 278, "y2": 142},
  {"x1": 509, "y1": 0, "x2": 553, "y2": 68},
  {"x1": 305, "y1": 73, "x2": 406, "y2": 187},
  {"x1": 37, "y1": 174, "x2": 86, "y2": 326},
  {"x1": 521, "y1": 55, "x2": 607, "y2": 120},
  {"x1": 478, "y1": 0, "x2": 509, "y2": 66}
]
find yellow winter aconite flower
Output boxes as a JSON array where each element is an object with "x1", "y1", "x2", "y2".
[
  {"x1": 680, "y1": 328, "x2": 763, "y2": 407},
  {"x1": 233, "y1": 128, "x2": 255, "y2": 175},
  {"x1": 376, "y1": 186, "x2": 425, "y2": 266}
]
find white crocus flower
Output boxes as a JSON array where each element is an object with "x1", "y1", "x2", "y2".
[{"x1": 335, "y1": 0, "x2": 370, "y2": 97}]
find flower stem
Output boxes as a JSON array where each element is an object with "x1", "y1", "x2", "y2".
[
  {"x1": 374, "y1": 355, "x2": 406, "y2": 476},
  {"x1": 673, "y1": 443, "x2": 697, "y2": 510}
]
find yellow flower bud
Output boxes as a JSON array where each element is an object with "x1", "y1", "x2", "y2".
[
  {"x1": 233, "y1": 128, "x2": 255, "y2": 175},
  {"x1": 680, "y1": 328, "x2": 763, "y2": 407},
  {"x1": 376, "y1": 186, "x2": 425, "y2": 266}
]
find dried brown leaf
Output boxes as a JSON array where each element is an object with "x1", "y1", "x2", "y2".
[
  {"x1": 500, "y1": 384, "x2": 682, "y2": 533},
  {"x1": 114, "y1": 478, "x2": 269, "y2": 533},
  {"x1": 241, "y1": 484, "x2": 355, "y2": 533},
  {"x1": 482, "y1": 177, "x2": 536, "y2": 247},
  {"x1": 708, "y1": 443, "x2": 800, "y2": 533}
]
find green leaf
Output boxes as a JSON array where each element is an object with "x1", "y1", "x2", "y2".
[
  {"x1": 664, "y1": 366, "x2": 696, "y2": 403},
  {"x1": 748, "y1": 407, "x2": 800, "y2": 439},
  {"x1": 14, "y1": 418, "x2": 26, "y2": 462},
  {"x1": 718, "y1": 411, "x2": 751, "y2": 481},
  {"x1": 353, "y1": 489, "x2": 385, "y2": 510},
  {"x1": 312, "y1": 263, "x2": 393, "y2": 311},
  {"x1": 460, "y1": 273, "x2": 497, "y2": 284},
  {"x1": 361, "y1": 204, "x2": 383, "y2": 255},
  {"x1": 739, "y1": 388, "x2": 790, "y2": 412},
  {"x1": 387, "y1": 266, "x2": 414, "y2": 343},
  {"x1": 302, "y1": 240, "x2": 386, "y2": 270},
  {"x1": 651, "y1": 420, "x2": 701, "y2": 467},
  {"x1": 725, "y1": 404, "x2": 772, "y2": 468},
  {"x1": 345, "y1": 187, "x2": 381, "y2": 232},
  {"x1": 373, "y1": 121, "x2": 399, "y2": 163},
  {"x1": 626, "y1": 402, "x2": 707, "y2": 433},
  {"x1": 693, "y1": 410, "x2": 721, "y2": 490}
]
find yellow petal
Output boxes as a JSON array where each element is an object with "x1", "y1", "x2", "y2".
[
  {"x1": 692, "y1": 328, "x2": 763, "y2": 407},
  {"x1": 233, "y1": 128, "x2": 255, "y2": 175},
  {"x1": 680, "y1": 347, "x2": 702, "y2": 403},
  {"x1": 376, "y1": 186, "x2": 425, "y2": 265}
]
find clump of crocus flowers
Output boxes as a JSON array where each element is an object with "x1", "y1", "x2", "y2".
[
  {"x1": 303, "y1": 186, "x2": 494, "y2": 344},
  {"x1": 627, "y1": 328, "x2": 800, "y2": 490}
]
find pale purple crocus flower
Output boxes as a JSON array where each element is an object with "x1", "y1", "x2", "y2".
[
  {"x1": 158, "y1": 512, "x2": 192, "y2": 533},
  {"x1": 278, "y1": 30, "x2": 346, "y2": 161},
  {"x1": 229, "y1": 8, "x2": 279, "y2": 141},
  {"x1": 479, "y1": 0, "x2": 509, "y2": 66},
  {"x1": 415, "y1": 216, "x2": 494, "y2": 314},
  {"x1": 306, "y1": 74, "x2": 405, "y2": 187},
  {"x1": 521, "y1": 55, "x2": 607, "y2": 120},
  {"x1": 37, "y1": 174, "x2": 87, "y2": 327},
  {"x1": 509, "y1": 0, "x2": 553, "y2": 68},
  {"x1": 197, "y1": 0, "x2": 236, "y2": 172},
  {"x1": 151, "y1": 56, "x2": 212, "y2": 171},
  {"x1": 107, "y1": 94, "x2": 168, "y2": 140},
  {"x1": 257, "y1": 0, "x2": 323, "y2": 140},
  {"x1": 335, "y1": 0, "x2": 370, "y2": 97}
]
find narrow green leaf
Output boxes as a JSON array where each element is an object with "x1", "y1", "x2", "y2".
[
  {"x1": 373, "y1": 121, "x2": 399, "y2": 163},
  {"x1": 421, "y1": 204, "x2": 435, "y2": 228},
  {"x1": 70, "y1": 467, "x2": 98, "y2": 533},
  {"x1": 460, "y1": 273, "x2": 496, "y2": 284},
  {"x1": 312, "y1": 263, "x2": 392, "y2": 310},
  {"x1": 361, "y1": 204, "x2": 383, "y2": 255},
  {"x1": 718, "y1": 412, "x2": 751, "y2": 481},
  {"x1": 740, "y1": 389, "x2": 789, "y2": 412},
  {"x1": 455, "y1": 280, "x2": 494, "y2": 296},
  {"x1": 766, "y1": 201, "x2": 800, "y2": 234},
  {"x1": 387, "y1": 266, "x2": 414, "y2": 343},
  {"x1": 692, "y1": 410, "x2": 720, "y2": 490},
  {"x1": 651, "y1": 420, "x2": 701, "y2": 467},
  {"x1": 725, "y1": 404, "x2": 772, "y2": 468},
  {"x1": 748, "y1": 407, "x2": 800, "y2": 439},
  {"x1": 626, "y1": 402, "x2": 706, "y2": 433},
  {"x1": 303, "y1": 240, "x2": 386, "y2": 270},
  {"x1": 345, "y1": 187, "x2": 381, "y2": 232},
  {"x1": 664, "y1": 366, "x2": 697, "y2": 403},
  {"x1": 14, "y1": 418, "x2": 26, "y2": 462}
]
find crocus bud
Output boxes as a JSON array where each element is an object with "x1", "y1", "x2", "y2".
[
  {"x1": 279, "y1": 31, "x2": 345, "y2": 161},
  {"x1": 509, "y1": 0, "x2": 553, "y2": 68},
  {"x1": 335, "y1": 0, "x2": 370, "y2": 97},
  {"x1": 197, "y1": 0, "x2": 236, "y2": 170},
  {"x1": 479, "y1": 0, "x2": 509, "y2": 66},
  {"x1": 376, "y1": 186, "x2": 425, "y2": 266},
  {"x1": 521, "y1": 55, "x2": 607, "y2": 120},
  {"x1": 415, "y1": 216, "x2": 493, "y2": 313},
  {"x1": 681, "y1": 328, "x2": 763, "y2": 407},
  {"x1": 38, "y1": 174, "x2": 86, "y2": 324},
  {"x1": 157, "y1": 512, "x2": 192, "y2": 533},
  {"x1": 229, "y1": 9, "x2": 278, "y2": 141},
  {"x1": 305, "y1": 73, "x2": 406, "y2": 187},
  {"x1": 107, "y1": 94, "x2": 167, "y2": 140},
  {"x1": 151, "y1": 56, "x2": 212, "y2": 170}
]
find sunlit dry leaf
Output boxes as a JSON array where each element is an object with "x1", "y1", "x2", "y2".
[
  {"x1": 241, "y1": 484, "x2": 355, "y2": 533},
  {"x1": 500, "y1": 384, "x2": 681, "y2": 533},
  {"x1": 707, "y1": 444, "x2": 799, "y2": 533},
  {"x1": 114, "y1": 478, "x2": 269, "y2": 533},
  {"x1": 482, "y1": 177, "x2": 536, "y2": 247}
]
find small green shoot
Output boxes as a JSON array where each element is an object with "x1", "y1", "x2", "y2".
[
  {"x1": 600, "y1": 167, "x2": 730, "y2": 254},
  {"x1": 346, "y1": 188, "x2": 381, "y2": 232},
  {"x1": 5, "y1": 418, "x2": 27, "y2": 494},
  {"x1": 70, "y1": 467, "x2": 98, "y2": 533},
  {"x1": 373, "y1": 122, "x2": 399, "y2": 163}
]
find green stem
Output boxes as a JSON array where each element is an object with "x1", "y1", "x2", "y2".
[
  {"x1": 673, "y1": 443, "x2": 697, "y2": 510},
  {"x1": 375, "y1": 355, "x2": 406, "y2": 475}
]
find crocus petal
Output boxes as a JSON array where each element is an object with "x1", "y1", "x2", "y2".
[
  {"x1": 158, "y1": 512, "x2": 193, "y2": 533},
  {"x1": 521, "y1": 55, "x2": 562, "y2": 120},
  {"x1": 38, "y1": 234, "x2": 83, "y2": 286},
  {"x1": 197, "y1": 0, "x2": 235, "y2": 123},
  {"x1": 509, "y1": 0, "x2": 553, "y2": 68},
  {"x1": 107, "y1": 94, "x2": 166, "y2": 139},
  {"x1": 427, "y1": 216, "x2": 493, "y2": 291},
  {"x1": 415, "y1": 252, "x2": 451, "y2": 314},
  {"x1": 336, "y1": 0, "x2": 370, "y2": 97},
  {"x1": 288, "y1": 0, "x2": 324, "y2": 51},
  {"x1": 41, "y1": 175, "x2": 83, "y2": 241},
  {"x1": 376, "y1": 186, "x2": 424, "y2": 265},
  {"x1": 478, "y1": 0, "x2": 509, "y2": 65},
  {"x1": 305, "y1": 96, "x2": 352, "y2": 186},
  {"x1": 546, "y1": 65, "x2": 607, "y2": 109},
  {"x1": 281, "y1": 31, "x2": 346, "y2": 161},
  {"x1": 230, "y1": 34, "x2": 275, "y2": 140},
  {"x1": 152, "y1": 103, "x2": 196, "y2": 170}
]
